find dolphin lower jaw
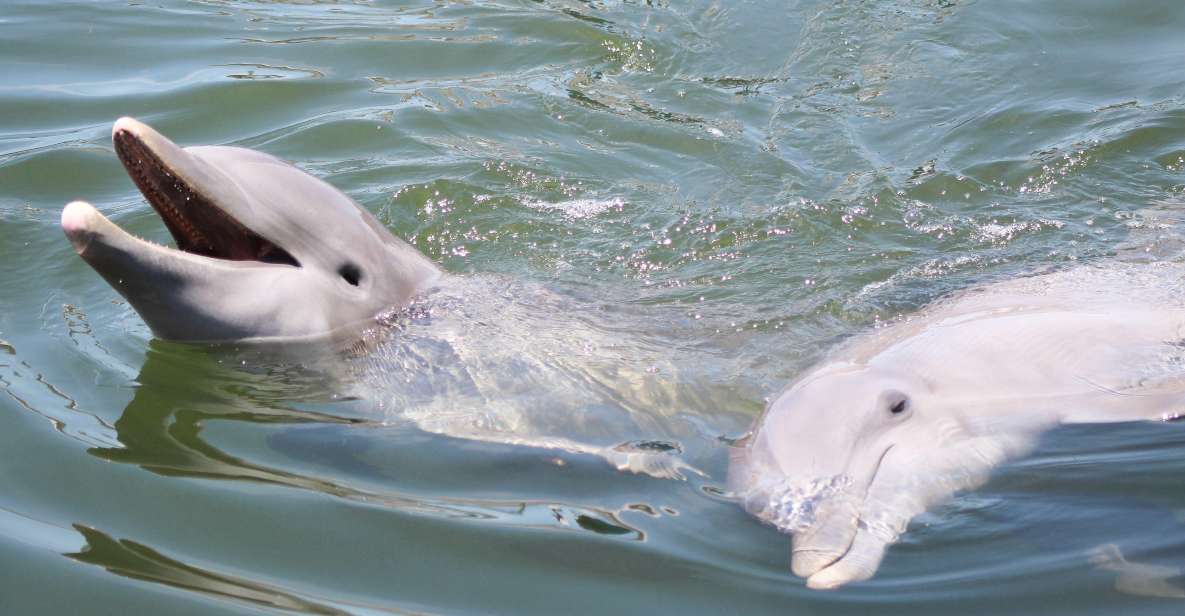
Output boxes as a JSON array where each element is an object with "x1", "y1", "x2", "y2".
[
  {"x1": 61, "y1": 201, "x2": 308, "y2": 341},
  {"x1": 112, "y1": 121, "x2": 298, "y2": 267},
  {"x1": 790, "y1": 499, "x2": 861, "y2": 578},
  {"x1": 792, "y1": 548, "x2": 850, "y2": 579},
  {"x1": 787, "y1": 444, "x2": 897, "y2": 580}
]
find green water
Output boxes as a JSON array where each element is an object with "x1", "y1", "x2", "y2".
[{"x1": 3, "y1": 0, "x2": 1185, "y2": 613}]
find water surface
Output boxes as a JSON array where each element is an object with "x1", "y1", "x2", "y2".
[{"x1": 2, "y1": 0, "x2": 1185, "y2": 613}]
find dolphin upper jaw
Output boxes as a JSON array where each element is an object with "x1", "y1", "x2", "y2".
[
  {"x1": 112, "y1": 117, "x2": 236, "y2": 202},
  {"x1": 111, "y1": 118, "x2": 301, "y2": 266}
]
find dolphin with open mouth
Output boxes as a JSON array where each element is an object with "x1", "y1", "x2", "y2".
[
  {"x1": 59, "y1": 118, "x2": 706, "y2": 479},
  {"x1": 61, "y1": 117, "x2": 440, "y2": 342},
  {"x1": 730, "y1": 263, "x2": 1185, "y2": 589}
]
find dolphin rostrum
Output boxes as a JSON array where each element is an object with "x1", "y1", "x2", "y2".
[
  {"x1": 730, "y1": 263, "x2": 1185, "y2": 589},
  {"x1": 61, "y1": 118, "x2": 440, "y2": 342}
]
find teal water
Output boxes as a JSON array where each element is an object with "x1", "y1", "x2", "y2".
[{"x1": 3, "y1": 0, "x2": 1185, "y2": 613}]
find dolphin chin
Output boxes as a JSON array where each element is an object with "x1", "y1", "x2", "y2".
[{"x1": 63, "y1": 117, "x2": 440, "y2": 342}]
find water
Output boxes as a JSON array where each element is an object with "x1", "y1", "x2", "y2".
[{"x1": 2, "y1": 0, "x2": 1184, "y2": 612}]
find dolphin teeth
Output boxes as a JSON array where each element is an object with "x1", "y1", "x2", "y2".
[
  {"x1": 114, "y1": 129, "x2": 213, "y2": 251},
  {"x1": 112, "y1": 127, "x2": 299, "y2": 268}
]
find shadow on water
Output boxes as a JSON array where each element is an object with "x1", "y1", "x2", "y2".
[
  {"x1": 86, "y1": 342, "x2": 369, "y2": 489},
  {"x1": 85, "y1": 340, "x2": 645, "y2": 528},
  {"x1": 66, "y1": 524, "x2": 355, "y2": 615},
  {"x1": 49, "y1": 340, "x2": 662, "y2": 610}
]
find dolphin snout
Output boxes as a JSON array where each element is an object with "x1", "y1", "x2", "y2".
[
  {"x1": 787, "y1": 494, "x2": 862, "y2": 581},
  {"x1": 792, "y1": 548, "x2": 844, "y2": 578},
  {"x1": 112, "y1": 116, "x2": 164, "y2": 145},
  {"x1": 61, "y1": 201, "x2": 104, "y2": 254},
  {"x1": 112, "y1": 116, "x2": 192, "y2": 175}
]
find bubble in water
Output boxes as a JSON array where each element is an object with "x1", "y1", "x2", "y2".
[{"x1": 744, "y1": 475, "x2": 853, "y2": 533}]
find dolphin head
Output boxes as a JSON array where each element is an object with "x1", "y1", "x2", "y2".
[
  {"x1": 733, "y1": 360, "x2": 1048, "y2": 589},
  {"x1": 740, "y1": 366, "x2": 929, "y2": 573},
  {"x1": 62, "y1": 117, "x2": 440, "y2": 342}
]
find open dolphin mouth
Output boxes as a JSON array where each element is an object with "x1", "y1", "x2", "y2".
[{"x1": 111, "y1": 122, "x2": 299, "y2": 267}]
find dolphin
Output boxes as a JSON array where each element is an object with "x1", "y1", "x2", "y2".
[
  {"x1": 58, "y1": 118, "x2": 705, "y2": 478},
  {"x1": 61, "y1": 117, "x2": 440, "y2": 342},
  {"x1": 729, "y1": 263, "x2": 1185, "y2": 590}
]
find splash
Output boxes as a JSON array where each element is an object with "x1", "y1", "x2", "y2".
[{"x1": 744, "y1": 475, "x2": 854, "y2": 534}]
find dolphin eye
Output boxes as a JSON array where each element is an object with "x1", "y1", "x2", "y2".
[
  {"x1": 888, "y1": 395, "x2": 909, "y2": 416},
  {"x1": 338, "y1": 263, "x2": 362, "y2": 286}
]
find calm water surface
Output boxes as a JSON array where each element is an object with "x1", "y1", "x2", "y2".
[{"x1": 3, "y1": 0, "x2": 1185, "y2": 613}]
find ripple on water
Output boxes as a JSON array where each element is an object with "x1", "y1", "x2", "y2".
[{"x1": 6, "y1": 0, "x2": 1185, "y2": 612}]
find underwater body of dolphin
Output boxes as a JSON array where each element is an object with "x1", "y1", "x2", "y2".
[
  {"x1": 730, "y1": 264, "x2": 1185, "y2": 590},
  {"x1": 61, "y1": 117, "x2": 440, "y2": 342}
]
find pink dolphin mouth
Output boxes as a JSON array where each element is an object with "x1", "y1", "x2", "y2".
[{"x1": 111, "y1": 119, "x2": 298, "y2": 267}]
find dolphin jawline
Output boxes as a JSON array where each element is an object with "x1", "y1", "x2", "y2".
[
  {"x1": 110, "y1": 122, "x2": 299, "y2": 267},
  {"x1": 789, "y1": 443, "x2": 897, "y2": 581}
]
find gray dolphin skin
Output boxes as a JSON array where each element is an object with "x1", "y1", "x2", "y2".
[
  {"x1": 62, "y1": 117, "x2": 440, "y2": 342},
  {"x1": 730, "y1": 264, "x2": 1185, "y2": 590}
]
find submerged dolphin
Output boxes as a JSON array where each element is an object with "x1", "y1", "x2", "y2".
[
  {"x1": 61, "y1": 117, "x2": 440, "y2": 342},
  {"x1": 730, "y1": 264, "x2": 1185, "y2": 589}
]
